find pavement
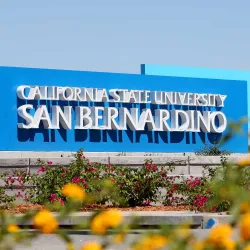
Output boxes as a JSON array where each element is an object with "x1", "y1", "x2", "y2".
[
  {"x1": 14, "y1": 230, "x2": 209, "y2": 250},
  {"x1": 15, "y1": 229, "x2": 240, "y2": 250}
]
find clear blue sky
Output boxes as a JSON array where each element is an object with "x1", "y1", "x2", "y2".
[{"x1": 1, "y1": 1, "x2": 250, "y2": 74}]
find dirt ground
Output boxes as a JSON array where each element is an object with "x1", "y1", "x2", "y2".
[{"x1": 3, "y1": 204, "x2": 189, "y2": 214}]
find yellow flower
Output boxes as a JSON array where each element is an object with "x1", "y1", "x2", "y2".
[
  {"x1": 240, "y1": 213, "x2": 250, "y2": 241},
  {"x1": 66, "y1": 242, "x2": 75, "y2": 250},
  {"x1": 103, "y1": 209, "x2": 123, "y2": 228},
  {"x1": 113, "y1": 233, "x2": 126, "y2": 244},
  {"x1": 222, "y1": 239, "x2": 236, "y2": 250},
  {"x1": 81, "y1": 241, "x2": 102, "y2": 250},
  {"x1": 193, "y1": 240, "x2": 205, "y2": 250},
  {"x1": 240, "y1": 202, "x2": 250, "y2": 214},
  {"x1": 62, "y1": 183, "x2": 85, "y2": 202},
  {"x1": 90, "y1": 209, "x2": 123, "y2": 235},
  {"x1": 208, "y1": 224, "x2": 232, "y2": 243},
  {"x1": 7, "y1": 224, "x2": 19, "y2": 233},
  {"x1": 175, "y1": 224, "x2": 190, "y2": 238},
  {"x1": 243, "y1": 245, "x2": 250, "y2": 250},
  {"x1": 133, "y1": 234, "x2": 168, "y2": 250},
  {"x1": 33, "y1": 209, "x2": 58, "y2": 234},
  {"x1": 237, "y1": 157, "x2": 250, "y2": 167},
  {"x1": 208, "y1": 224, "x2": 235, "y2": 249}
]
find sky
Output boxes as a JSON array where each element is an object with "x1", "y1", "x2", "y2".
[{"x1": 0, "y1": 0, "x2": 250, "y2": 74}]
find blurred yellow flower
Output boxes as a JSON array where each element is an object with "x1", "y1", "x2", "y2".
[
  {"x1": 208, "y1": 224, "x2": 235, "y2": 249},
  {"x1": 193, "y1": 240, "x2": 205, "y2": 250},
  {"x1": 243, "y1": 245, "x2": 250, "y2": 250},
  {"x1": 237, "y1": 157, "x2": 250, "y2": 167},
  {"x1": 81, "y1": 241, "x2": 102, "y2": 250},
  {"x1": 175, "y1": 224, "x2": 190, "y2": 238},
  {"x1": 7, "y1": 224, "x2": 19, "y2": 233},
  {"x1": 240, "y1": 202, "x2": 250, "y2": 214},
  {"x1": 113, "y1": 233, "x2": 126, "y2": 244},
  {"x1": 240, "y1": 212, "x2": 250, "y2": 241},
  {"x1": 90, "y1": 209, "x2": 123, "y2": 235},
  {"x1": 133, "y1": 234, "x2": 168, "y2": 250},
  {"x1": 62, "y1": 183, "x2": 85, "y2": 202},
  {"x1": 222, "y1": 239, "x2": 236, "y2": 250},
  {"x1": 104, "y1": 209, "x2": 123, "y2": 228},
  {"x1": 66, "y1": 242, "x2": 75, "y2": 250},
  {"x1": 208, "y1": 224, "x2": 232, "y2": 242},
  {"x1": 33, "y1": 209, "x2": 58, "y2": 234}
]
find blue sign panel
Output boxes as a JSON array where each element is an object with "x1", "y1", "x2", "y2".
[{"x1": 0, "y1": 66, "x2": 248, "y2": 152}]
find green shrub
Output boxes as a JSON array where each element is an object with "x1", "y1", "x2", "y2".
[
  {"x1": 1, "y1": 151, "x2": 176, "y2": 208},
  {"x1": 113, "y1": 160, "x2": 174, "y2": 207},
  {"x1": 0, "y1": 188, "x2": 15, "y2": 209},
  {"x1": 195, "y1": 143, "x2": 231, "y2": 156},
  {"x1": 25, "y1": 150, "x2": 109, "y2": 204}
]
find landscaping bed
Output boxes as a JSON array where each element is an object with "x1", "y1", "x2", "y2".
[
  {"x1": 3, "y1": 204, "x2": 189, "y2": 214},
  {"x1": 0, "y1": 149, "x2": 247, "y2": 213}
]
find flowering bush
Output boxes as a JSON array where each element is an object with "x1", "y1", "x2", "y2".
[
  {"x1": 171, "y1": 165, "x2": 232, "y2": 212},
  {"x1": 1, "y1": 152, "x2": 177, "y2": 208},
  {"x1": 19, "y1": 150, "x2": 111, "y2": 205},
  {"x1": 0, "y1": 188, "x2": 15, "y2": 209},
  {"x1": 112, "y1": 160, "x2": 174, "y2": 207},
  {"x1": 3, "y1": 149, "x2": 250, "y2": 213}
]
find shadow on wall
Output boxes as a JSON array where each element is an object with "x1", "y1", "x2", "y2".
[{"x1": 16, "y1": 98, "x2": 222, "y2": 145}]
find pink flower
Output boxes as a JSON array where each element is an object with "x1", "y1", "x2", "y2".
[
  {"x1": 16, "y1": 192, "x2": 22, "y2": 198},
  {"x1": 38, "y1": 166, "x2": 46, "y2": 173},
  {"x1": 49, "y1": 193, "x2": 57, "y2": 202},
  {"x1": 88, "y1": 167, "x2": 96, "y2": 172},
  {"x1": 145, "y1": 163, "x2": 157, "y2": 172},
  {"x1": 211, "y1": 206, "x2": 217, "y2": 213},
  {"x1": 7, "y1": 175, "x2": 15, "y2": 184},
  {"x1": 193, "y1": 195, "x2": 208, "y2": 207},
  {"x1": 49, "y1": 194, "x2": 64, "y2": 206},
  {"x1": 17, "y1": 176, "x2": 22, "y2": 182},
  {"x1": 24, "y1": 195, "x2": 29, "y2": 201},
  {"x1": 161, "y1": 173, "x2": 167, "y2": 178},
  {"x1": 72, "y1": 176, "x2": 80, "y2": 183},
  {"x1": 47, "y1": 161, "x2": 52, "y2": 165},
  {"x1": 187, "y1": 178, "x2": 202, "y2": 189},
  {"x1": 145, "y1": 199, "x2": 151, "y2": 206},
  {"x1": 56, "y1": 198, "x2": 65, "y2": 206}
]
